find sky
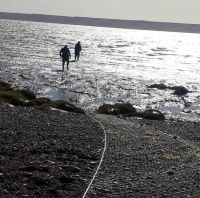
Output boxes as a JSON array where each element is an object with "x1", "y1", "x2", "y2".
[{"x1": 0, "y1": 0, "x2": 200, "y2": 24}]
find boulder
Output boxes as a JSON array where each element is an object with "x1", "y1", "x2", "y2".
[
  {"x1": 142, "y1": 109, "x2": 165, "y2": 120},
  {"x1": 171, "y1": 86, "x2": 189, "y2": 96},
  {"x1": 98, "y1": 103, "x2": 136, "y2": 115}
]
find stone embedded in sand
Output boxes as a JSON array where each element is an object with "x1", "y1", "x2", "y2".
[
  {"x1": 32, "y1": 176, "x2": 49, "y2": 186},
  {"x1": 61, "y1": 165, "x2": 81, "y2": 173},
  {"x1": 20, "y1": 165, "x2": 50, "y2": 173},
  {"x1": 20, "y1": 166, "x2": 38, "y2": 172},
  {"x1": 58, "y1": 175, "x2": 75, "y2": 184},
  {"x1": 48, "y1": 189, "x2": 58, "y2": 196},
  {"x1": 22, "y1": 172, "x2": 33, "y2": 178},
  {"x1": 167, "y1": 171, "x2": 175, "y2": 176},
  {"x1": 146, "y1": 176, "x2": 153, "y2": 180},
  {"x1": 142, "y1": 109, "x2": 165, "y2": 120},
  {"x1": 38, "y1": 165, "x2": 50, "y2": 173},
  {"x1": 70, "y1": 167, "x2": 81, "y2": 173}
]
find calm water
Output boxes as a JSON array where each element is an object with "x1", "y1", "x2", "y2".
[{"x1": 1, "y1": 19, "x2": 200, "y2": 121}]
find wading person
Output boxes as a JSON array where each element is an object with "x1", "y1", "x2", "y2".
[
  {"x1": 74, "y1": 41, "x2": 81, "y2": 61},
  {"x1": 60, "y1": 45, "x2": 71, "y2": 70}
]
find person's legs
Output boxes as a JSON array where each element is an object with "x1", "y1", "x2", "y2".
[
  {"x1": 75, "y1": 53, "x2": 78, "y2": 61},
  {"x1": 66, "y1": 57, "x2": 69, "y2": 69},
  {"x1": 75, "y1": 53, "x2": 80, "y2": 61},
  {"x1": 62, "y1": 58, "x2": 65, "y2": 71},
  {"x1": 77, "y1": 53, "x2": 80, "y2": 61}
]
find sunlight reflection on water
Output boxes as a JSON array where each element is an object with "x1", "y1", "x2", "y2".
[{"x1": 0, "y1": 19, "x2": 200, "y2": 121}]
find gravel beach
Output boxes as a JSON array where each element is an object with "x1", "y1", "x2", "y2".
[
  {"x1": 0, "y1": 105, "x2": 104, "y2": 197},
  {"x1": 1, "y1": 104, "x2": 200, "y2": 197},
  {"x1": 87, "y1": 115, "x2": 200, "y2": 198}
]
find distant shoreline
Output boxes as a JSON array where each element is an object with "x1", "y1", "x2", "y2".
[{"x1": 1, "y1": 12, "x2": 200, "y2": 34}]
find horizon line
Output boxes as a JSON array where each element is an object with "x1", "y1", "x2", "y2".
[
  {"x1": 1, "y1": 11, "x2": 200, "y2": 25},
  {"x1": 1, "y1": 12, "x2": 200, "y2": 33}
]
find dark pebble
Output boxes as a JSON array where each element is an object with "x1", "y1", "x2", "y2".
[
  {"x1": 58, "y1": 175, "x2": 75, "y2": 184},
  {"x1": 32, "y1": 176, "x2": 49, "y2": 186},
  {"x1": 167, "y1": 171, "x2": 174, "y2": 176}
]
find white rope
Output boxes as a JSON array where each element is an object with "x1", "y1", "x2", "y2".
[{"x1": 82, "y1": 114, "x2": 107, "y2": 198}]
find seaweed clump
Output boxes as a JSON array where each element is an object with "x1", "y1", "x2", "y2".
[
  {"x1": 98, "y1": 103, "x2": 136, "y2": 116},
  {"x1": 142, "y1": 109, "x2": 165, "y2": 120},
  {"x1": 98, "y1": 102, "x2": 165, "y2": 120},
  {"x1": 37, "y1": 100, "x2": 85, "y2": 114},
  {"x1": 0, "y1": 81, "x2": 84, "y2": 114}
]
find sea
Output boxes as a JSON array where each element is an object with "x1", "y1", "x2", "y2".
[{"x1": 1, "y1": 19, "x2": 200, "y2": 121}]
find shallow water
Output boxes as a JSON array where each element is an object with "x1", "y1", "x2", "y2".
[{"x1": 0, "y1": 19, "x2": 200, "y2": 121}]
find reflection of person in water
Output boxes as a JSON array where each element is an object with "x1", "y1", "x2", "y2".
[
  {"x1": 60, "y1": 45, "x2": 71, "y2": 70},
  {"x1": 74, "y1": 41, "x2": 81, "y2": 61}
]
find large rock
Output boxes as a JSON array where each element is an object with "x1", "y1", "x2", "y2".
[
  {"x1": 171, "y1": 86, "x2": 189, "y2": 96},
  {"x1": 147, "y1": 84, "x2": 190, "y2": 96},
  {"x1": 98, "y1": 103, "x2": 136, "y2": 116},
  {"x1": 142, "y1": 109, "x2": 165, "y2": 120}
]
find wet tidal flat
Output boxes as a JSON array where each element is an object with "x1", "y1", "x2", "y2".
[{"x1": 1, "y1": 19, "x2": 200, "y2": 121}]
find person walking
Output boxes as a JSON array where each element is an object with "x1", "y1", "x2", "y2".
[
  {"x1": 74, "y1": 41, "x2": 81, "y2": 61},
  {"x1": 60, "y1": 45, "x2": 71, "y2": 70}
]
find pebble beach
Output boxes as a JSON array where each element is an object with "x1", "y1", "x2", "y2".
[{"x1": 1, "y1": 104, "x2": 200, "y2": 197}]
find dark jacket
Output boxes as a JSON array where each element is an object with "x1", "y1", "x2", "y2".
[
  {"x1": 60, "y1": 47, "x2": 71, "y2": 58},
  {"x1": 75, "y1": 43, "x2": 81, "y2": 54}
]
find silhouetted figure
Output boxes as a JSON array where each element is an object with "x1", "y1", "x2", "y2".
[
  {"x1": 75, "y1": 41, "x2": 81, "y2": 61},
  {"x1": 60, "y1": 45, "x2": 71, "y2": 70}
]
